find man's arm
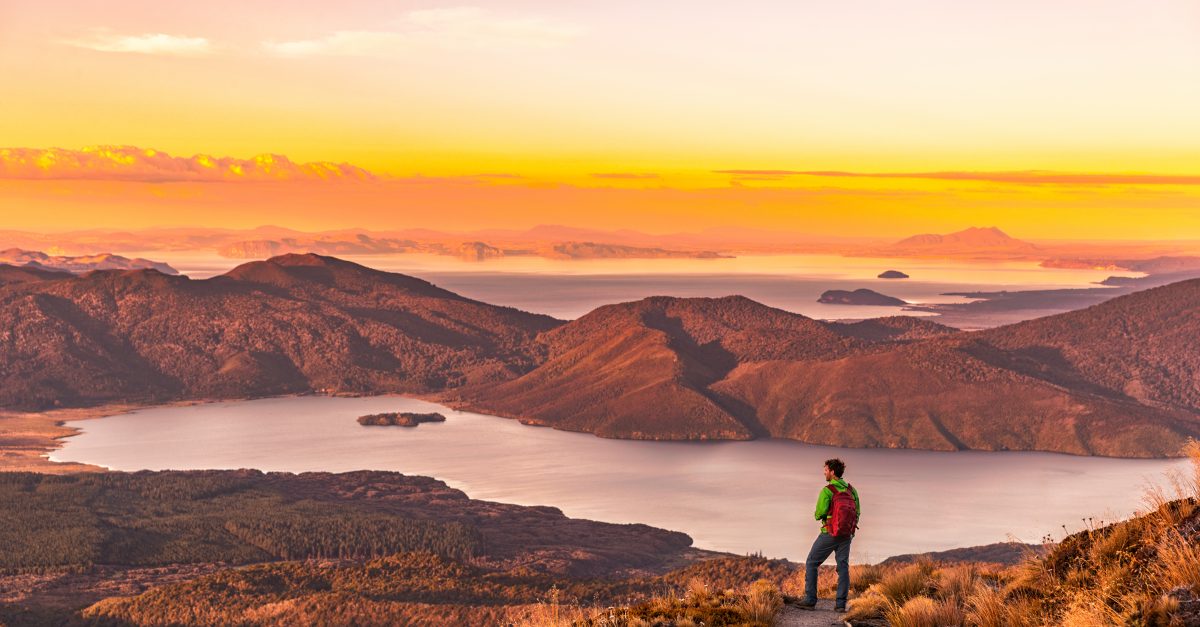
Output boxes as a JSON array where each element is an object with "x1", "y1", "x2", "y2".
[{"x1": 813, "y1": 486, "x2": 831, "y2": 522}]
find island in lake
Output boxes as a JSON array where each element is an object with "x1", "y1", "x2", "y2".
[
  {"x1": 878, "y1": 269, "x2": 909, "y2": 279},
  {"x1": 358, "y1": 412, "x2": 447, "y2": 427},
  {"x1": 817, "y1": 288, "x2": 907, "y2": 306}
]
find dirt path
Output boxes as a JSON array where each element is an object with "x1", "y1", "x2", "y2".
[{"x1": 777, "y1": 599, "x2": 848, "y2": 627}]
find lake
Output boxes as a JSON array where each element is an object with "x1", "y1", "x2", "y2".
[{"x1": 52, "y1": 396, "x2": 1187, "y2": 563}]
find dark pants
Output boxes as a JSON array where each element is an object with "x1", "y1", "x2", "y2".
[{"x1": 803, "y1": 533, "x2": 852, "y2": 607}]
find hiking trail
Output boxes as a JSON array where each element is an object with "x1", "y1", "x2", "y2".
[{"x1": 777, "y1": 598, "x2": 850, "y2": 626}]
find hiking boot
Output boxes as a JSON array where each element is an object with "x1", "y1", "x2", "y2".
[
  {"x1": 834, "y1": 606, "x2": 847, "y2": 613},
  {"x1": 787, "y1": 597, "x2": 818, "y2": 610}
]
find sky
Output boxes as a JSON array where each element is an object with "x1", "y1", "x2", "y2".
[{"x1": 2, "y1": 1, "x2": 1200, "y2": 238}]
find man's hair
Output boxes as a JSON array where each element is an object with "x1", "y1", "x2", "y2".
[{"x1": 824, "y1": 458, "x2": 846, "y2": 478}]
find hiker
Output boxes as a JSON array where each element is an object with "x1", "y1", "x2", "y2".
[{"x1": 795, "y1": 457, "x2": 859, "y2": 612}]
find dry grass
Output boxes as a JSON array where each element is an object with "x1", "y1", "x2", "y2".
[
  {"x1": 934, "y1": 564, "x2": 981, "y2": 605},
  {"x1": 877, "y1": 561, "x2": 934, "y2": 605},
  {"x1": 1185, "y1": 439, "x2": 1200, "y2": 499},
  {"x1": 1058, "y1": 591, "x2": 1122, "y2": 626},
  {"x1": 734, "y1": 579, "x2": 782, "y2": 625},
  {"x1": 963, "y1": 585, "x2": 1007, "y2": 627},
  {"x1": 683, "y1": 577, "x2": 712, "y2": 606},
  {"x1": 515, "y1": 578, "x2": 785, "y2": 627},
  {"x1": 509, "y1": 586, "x2": 589, "y2": 627},
  {"x1": 1154, "y1": 531, "x2": 1200, "y2": 595},
  {"x1": 850, "y1": 563, "x2": 885, "y2": 590},
  {"x1": 844, "y1": 589, "x2": 891, "y2": 622},
  {"x1": 884, "y1": 596, "x2": 964, "y2": 627}
]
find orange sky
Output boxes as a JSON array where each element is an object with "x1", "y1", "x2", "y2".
[{"x1": 2, "y1": 1, "x2": 1200, "y2": 239}]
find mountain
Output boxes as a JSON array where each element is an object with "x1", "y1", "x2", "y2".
[
  {"x1": 3, "y1": 254, "x2": 1198, "y2": 457},
  {"x1": 458, "y1": 281, "x2": 1200, "y2": 457},
  {"x1": 453, "y1": 297, "x2": 954, "y2": 441},
  {"x1": 879, "y1": 226, "x2": 1039, "y2": 258},
  {"x1": 0, "y1": 264, "x2": 71, "y2": 285},
  {"x1": 0, "y1": 248, "x2": 177, "y2": 275},
  {"x1": 0, "y1": 254, "x2": 559, "y2": 409},
  {"x1": 975, "y1": 279, "x2": 1200, "y2": 413}
]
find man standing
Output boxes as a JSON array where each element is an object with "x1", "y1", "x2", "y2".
[{"x1": 795, "y1": 458, "x2": 860, "y2": 612}]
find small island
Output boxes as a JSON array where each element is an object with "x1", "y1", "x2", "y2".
[
  {"x1": 357, "y1": 412, "x2": 447, "y2": 427},
  {"x1": 817, "y1": 288, "x2": 907, "y2": 306},
  {"x1": 878, "y1": 270, "x2": 910, "y2": 279}
]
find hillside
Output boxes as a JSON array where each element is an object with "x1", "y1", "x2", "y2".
[
  {"x1": 0, "y1": 470, "x2": 696, "y2": 625},
  {"x1": 2, "y1": 254, "x2": 1199, "y2": 457},
  {"x1": 460, "y1": 282, "x2": 1200, "y2": 457},
  {"x1": 0, "y1": 254, "x2": 559, "y2": 409},
  {"x1": 455, "y1": 297, "x2": 954, "y2": 440},
  {"x1": 976, "y1": 279, "x2": 1200, "y2": 413}
]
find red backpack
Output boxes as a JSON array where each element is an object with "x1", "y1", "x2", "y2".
[{"x1": 826, "y1": 484, "x2": 858, "y2": 537}]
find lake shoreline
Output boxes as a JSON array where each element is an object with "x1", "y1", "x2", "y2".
[
  {"x1": 45, "y1": 395, "x2": 1186, "y2": 562},
  {"x1": 3, "y1": 390, "x2": 1188, "y2": 467}
]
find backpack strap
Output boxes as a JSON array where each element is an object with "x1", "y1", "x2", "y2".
[{"x1": 825, "y1": 483, "x2": 840, "y2": 494}]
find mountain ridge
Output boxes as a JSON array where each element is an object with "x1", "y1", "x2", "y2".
[
  {"x1": 456, "y1": 280, "x2": 1200, "y2": 457},
  {"x1": 2, "y1": 254, "x2": 1198, "y2": 457}
]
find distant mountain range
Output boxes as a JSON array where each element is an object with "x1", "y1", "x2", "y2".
[
  {"x1": 2, "y1": 253, "x2": 1198, "y2": 457},
  {"x1": 0, "y1": 248, "x2": 177, "y2": 275},
  {"x1": 868, "y1": 226, "x2": 1040, "y2": 259},
  {"x1": 3, "y1": 224, "x2": 1197, "y2": 266}
]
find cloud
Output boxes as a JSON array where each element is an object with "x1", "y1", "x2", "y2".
[
  {"x1": 714, "y1": 169, "x2": 1200, "y2": 186},
  {"x1": 713, "y1": 170, "x2": 807, "y2": 177},
  {"x1": 0, "y1": 146, "x2": 375, "y2": 183},
  {"x1": 590, "y1": 173, "x2": 661, "y2": 180},
  {"x1": 60, "y1": 30, "x2": 213, "y2": 56},
  {"x1": 264, "y1": 6, "x2": 581, "y2": 57}
]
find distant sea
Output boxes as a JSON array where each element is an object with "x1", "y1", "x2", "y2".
[{"x1": 139, "y1": 251, "x2": 1120, "y2": 322}]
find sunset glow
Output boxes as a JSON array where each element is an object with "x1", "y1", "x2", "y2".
[{"x1": 2, "y1": 1, "x2": 1199, "y2": 238}]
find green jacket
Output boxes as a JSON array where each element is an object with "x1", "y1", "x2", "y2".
[{"x1": 814, "y1": 477, "x2": 860, "y2": 535}]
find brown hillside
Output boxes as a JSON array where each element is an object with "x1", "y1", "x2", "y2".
[
  {"x1": 714, "y1": 340, "x2": 1200, "y2": 457},
  {"x1": 458, "y1": 297, "x2": 953, "y2": 441},
  {"x1": 976, "y1": 279, "x2": 1200, "y2": 413},
  {"x1": 0, "y1": 254, "x2": 560, "y2": 409},
  {"x1": 461, "y1": 282, "x2": 1200, "y2": 457},
  {"x1": 0, "y1": 263, "x2": 71, "y2": 285}
]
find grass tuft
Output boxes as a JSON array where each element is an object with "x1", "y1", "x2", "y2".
[{"x1": 884, "y1": 595, "x2": 964, "y2": 627}]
